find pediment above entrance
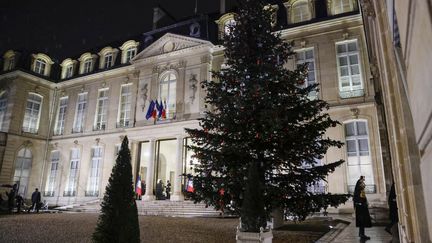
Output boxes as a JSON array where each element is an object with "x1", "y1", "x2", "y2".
[{"x1": 132, "y1": 33, "x2": 213, "y2": 60}]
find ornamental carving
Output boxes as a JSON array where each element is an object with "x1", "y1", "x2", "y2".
[
  {"x1": 140, "y1": 83, "x2": 148, "y2": 111},
  {"x1": 154, "y1": 61, "x2": 187, "y2": 74},
  {"x1": 189, "y1": 74, "x2": 198, "y2": 104},
  {"x1": 359, "y1": 0, "x2": 376, "y2": 18}
]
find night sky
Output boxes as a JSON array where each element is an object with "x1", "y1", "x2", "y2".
[{"x1": 0, "y1": 0, "x2": 236, "y2": 61}]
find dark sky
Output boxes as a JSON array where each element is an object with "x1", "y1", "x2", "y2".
[{"x1": 0, "y1": 0, "x2": 236, "y2": 61}]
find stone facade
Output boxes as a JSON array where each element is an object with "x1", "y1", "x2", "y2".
[
  {"x1": 360, "y1": 0, "x2": 432, "y2": 241},
  {"x1": 0, "y1": 0, "x2": 390, "y2": 216}
]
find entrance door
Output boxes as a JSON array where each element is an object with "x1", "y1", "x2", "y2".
[
  {"x1": 155, "y1": 139, "x2": 177, "y2": 200},
  {"x1": 14, "y1": 148, "x2": 32, "y2": 196}
]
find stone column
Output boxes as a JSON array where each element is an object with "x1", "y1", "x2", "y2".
[
  {"x1": 143, "y1": 138, "x2": 156, "y2": 201},
  {"x1": 170, "y1": 135, "x2": 185, "y2": 201}
]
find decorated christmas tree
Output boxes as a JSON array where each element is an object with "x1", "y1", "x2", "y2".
[
  {"x1": 92, "y1": 136, "x2": 140, "y2": 242},
  {"x1": 185, "y1": 0, "x2": 350, "y2": 232}
]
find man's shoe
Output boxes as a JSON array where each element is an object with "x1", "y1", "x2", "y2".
[
  {"x1": 385, "y1": 227, "x2": 392, "y2": 235},
  {"x1": 360, "y1": 235, "x2": 371, "y2": 240}
]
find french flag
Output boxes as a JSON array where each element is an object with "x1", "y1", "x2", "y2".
[
  {"x1": 186, "y1": 179, "x2": 194, "y2": 193},
  {"x1": 136, "y1": 175, "x2": 142, "y2": 196},
  {"x1": 145, "y1": 100, "x2": 155, "y2": 120}
]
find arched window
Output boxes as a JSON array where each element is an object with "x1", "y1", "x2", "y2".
[
  {"x1": 120, "y1": 40, "x2": 140, "y2": 64},
  {"x1": 344, "y1": 120, "x2": 375, "y2": 194},
  {"x1": 290, "y1": 0, "x2": 312, "y2": 24},
  {"x1": 224, "y1": 19, "x2": 236, "y2": 36},
  {"x1": 14, "y1": 147, "x2": 32, "y2": 196},
  {"x1": 159, "y1": 72, "x2": 177, "y2": 119},
  {"x1": 22, "y1": 93, "x2": 43, "y2": 133},
  {"x1": 329, "y1": 0, "x2": 358, "y2": 15},
  {"x1": 0, "y1": 91, "x2": 8, "y2": 131},
  {"x1": 125, "y1": 47, "x2": 137, "y2": 63},
  {"x1": 34, "y1": 58, "x2": 46, "y2": 75}
]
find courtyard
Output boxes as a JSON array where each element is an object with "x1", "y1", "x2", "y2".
[{"x1": 0, "y1": 213, "x2": 329, "y2": 243}]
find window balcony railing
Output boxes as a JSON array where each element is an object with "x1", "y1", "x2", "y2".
[
  {"x1": 339, "y1": 89, "x2": 364, "y2": 99},
  {"x1": 93, "y1": 124, "x2": 106, "y2": 131},
  {"x1": 85, "y1": 191, "x2": 99, "y2": 197},
  {"x1": 347, "y1": 184, "x2": 376, "y2": 194},
  {"x1": 116, "y1": 120, "x2": 133, "y2": 128},
  {"x1": 22, "y1": 127, "x2": 38, "y2": 134},
  {"x1": 63, "y1": 191, "x2": 76, "y2": 197},
  {"x1": 72, "y1": 127, "x2": 83, "y2": 133},
  {"x1": 44, "y1": 191, "x2": 55, "y2": 197},
  {"x1": 53, "y1": 130, "x2": 64, "y2": 136}
]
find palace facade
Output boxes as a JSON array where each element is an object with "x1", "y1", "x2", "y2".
[{"x1": 0, "y1": 0, "x2": 391, "y2": 216}]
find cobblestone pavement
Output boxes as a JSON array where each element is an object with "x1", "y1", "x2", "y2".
[{"x1": 0, "y1": 213, "x2": 324, "y2": 243}]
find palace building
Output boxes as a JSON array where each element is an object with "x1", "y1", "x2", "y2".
[{"x1": 0, "y1": 0, "x2": 391, "y2": 219}]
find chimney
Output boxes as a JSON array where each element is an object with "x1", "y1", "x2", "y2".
[
  {"x1": 153, "y1": 7, "x2": 166, "y2": 30},
  {"x1": 220, "y1": 0, "x2": 226, "y2": 14}
]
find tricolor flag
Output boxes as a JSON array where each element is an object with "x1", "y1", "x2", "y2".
[
  {"x1": 161, "y1": 100, "x2": 167, "y2": 119},
  {"x1": 186, "y1": 179, "x2": 194, "y2": 193},
  {"x1": 136, "y1": 175, "x2": 142, "y2": 196},
  {"x1": 156, "y1": 100, "x2": 164, "y2": 119},
  {"x1": 145, "y1": 100, "x2": 155, "y2": 120}
]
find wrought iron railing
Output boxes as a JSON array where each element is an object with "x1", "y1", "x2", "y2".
[
  {"x1": 339, "y1": 89, "x2": 364, "y2": 99},
  {"x1": 348, "y1": 184, "x2": 376, "y2": 194},
  {"x1": 93, "y1": 124, "x2": 106, "y2": 131},
  {"x1": 63, "y1": 191, "x2": 76, "y2": 197},
  {"x1": 44, "y1": 191, "x2": 55, "y2": 197},
  {"x1": 85, "y1": 191, "x2": 99, "y2": 197}
]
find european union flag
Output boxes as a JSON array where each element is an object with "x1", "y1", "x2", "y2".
[{"x1": 145, "y1": 100, "x2": 155, "y2": 120}]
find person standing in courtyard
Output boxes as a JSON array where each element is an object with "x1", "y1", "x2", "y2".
[
  {"x1": 165, "y1": 180, "x2": 171, "y2": 200},
  {"x1": 28, "y1": 188, "x2": 41, "y2": 213},
  {"x1": 353, "y1": 176, "x2": 372, "y2": 240},
  {"x1": 6, "y1": 184, "x2": 17, "y2": 213}
]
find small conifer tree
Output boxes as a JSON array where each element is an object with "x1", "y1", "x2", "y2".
[{"x1": 92, "y1": 136, "x2": 140, "y2": 242}]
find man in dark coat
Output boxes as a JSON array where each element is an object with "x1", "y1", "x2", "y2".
[
  {"x1": 165, "y1": 180, "x2": 171, "y2": 200},
  {"x1": 385, "y1": 182, "x2": 398, "y2": 235},
  {"x1": 353, "y1": 176, "x2": 372, "y2": 240},
  {"x1": 28, "y1": 188, "x2": 41, "y2": 213},
  {"x1": 155, "y1": 179, "x2": 164, "y2": 200},
  {"x1": 6, "y1": 184, "x2": 17, "y2": 213}
]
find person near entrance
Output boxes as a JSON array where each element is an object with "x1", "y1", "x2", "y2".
[
  {"x1": 156, "y1": 179, "x2": 164, "y2": 200},
  {"x1": 353, "y1": 176, "x2": 372, "y2": 240},
  {"x1": 28, "y1": 188, "x2": 41, "y2": 213},
  {"x1": 6, "y1": 184, "x2": 17, "y2": 213},
  {"x1": 165, "y1": 180, "x2": 171, "y2": 200}
]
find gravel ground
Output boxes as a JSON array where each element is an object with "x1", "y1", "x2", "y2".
[{"x1": 0, "y1": 213, "x2": 325, "y2": 243}]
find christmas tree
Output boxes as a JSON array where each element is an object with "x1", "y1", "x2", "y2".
[
  {"x1": 185, "y1": 0, "x2": 350, "y2": 232},
  {"x1": 92, "y1": 136, "x2": 140, "y2": 242}
]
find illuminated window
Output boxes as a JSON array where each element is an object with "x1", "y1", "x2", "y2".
[
  {"x1": 118, "y1": 84, "x2": 132, "y2": 128},
  {"x1": 336, "y1": 40, "x2": 363, "y2": 98},
  {"x1": 65, "y1": 148, "x2": 80, "y2": 197},
  {"x1": 290, "y1": 0, "x2": 312, "y2": 24},
  {"x1": 224, "y1": 19, "x2": 236, "y2": 36},
  {"x1": 45, "y1": 151, "x2": 60, "y2": 196},
  {"x1": 22, "y1": 93, "x2": 42, "y2": 133},
  {"x1": 126, "y1": 48, "x2": 136, "y2": 63},
  {"x1": 104, "y1": 53, "x2": 113, "y2": 68},
  {"x1": 73, "y1": 93, "x2": 87, "y2": 133},
  {"x1": 84, "y1": 59, "x2": 92, "y2": 73},
  {"x1": 14, "y1": 148, "x2": 32, "y2": 196},
  {"x1": 345, "y1": 120, "x2": 375, "y2": 193},
  {"x1": 66, "y1": 65, "x2": 74, "y2": 78},
  {"x1": 0, "y1": 91, "x2": 8, "y2": 131},
  {"x1": 159, "y1": 72, "x2": 177, "y2": 119},
  {"x1": 295, "y1": 48, "x2": 317, "y2": 97},
  {"x1": 54, "y1": 97, "x2": 68, "y2": 135},
  {"x1": 329, "y1": 0, "x2": 357, "y2": 15},
  {"x1": 94, "y1": 89, "x2": 109, "y2": 130},
  {"x1": 34, "y1": 59, "x2": 46, "y2": 75},
  {"x1": 86, "y1": 146, "x2": 103, "y2": 197}
]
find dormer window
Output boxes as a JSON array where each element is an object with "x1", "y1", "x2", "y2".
[
  {"x1": 60, "y1": 58, "x2": 77, "y2": 79},
  {"x1": 289, "y1": 0, "x2": 313, "y2": 24},
  {"x1": 216, "y1": 13, "x2": 236, "y2": 40},
  {"x1": 66, "y1": 65, "x2": 74, "y2": 78},
  {"x1": 3, "y1": 50, "x2": 17, "y2": 71},
  {"x1": 224, "y1": 19, "x2": 236, "y2": 36},
  {"x1": 84, "y1": 59, "x2": 92, "y2": 73},
  {"x1": 120, "y1": 40, "x2": 139, "y2": 64},
  {"x1": 34, "y1": 59, "x2": 46, "y2": 75},
  {"x1": 31, "y1": 53, "x2": 54, "y2": 77},
  {"x1": 98, "y1": 47, "x2": 118, "y2": 69},
  {"x1": 125, "y1": 48, "x2": 136, "y2": 63},
  {"x1": 328, "y1": 0, "x2": 358, "y2": 15},
  {"x1": 104, "y1": 53, "x2": 113, "y2": 69}
]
